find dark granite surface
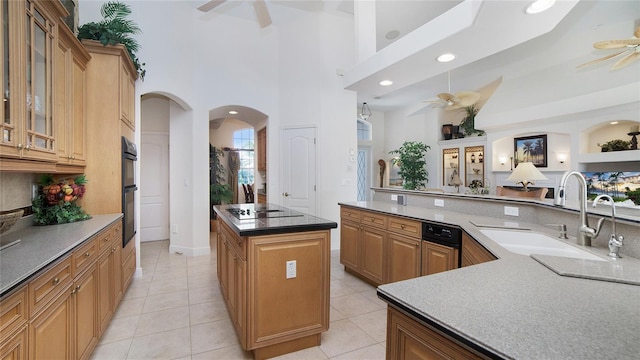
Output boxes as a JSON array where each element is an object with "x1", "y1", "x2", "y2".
[
  {"x1": 214, "y1": 203, "x2": 337, "y2": 237},
  {"x1": 0, "y1": 214, "x2": 123, "y2": 296}
]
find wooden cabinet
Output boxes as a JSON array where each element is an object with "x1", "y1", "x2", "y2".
[
  {"x1": 0, "y1": 325, "x2": 27, "y2": 360},
  {"x1": 121, "y1": 238, "x2": 136, "y2": 292},
  {"x1": 82, "y1": 39, "x2": 137, "y2": 215},
  {"x1": 216, "y1": 218, "x2": 330, "y2": 358},
  {"x1": 257, "y1": 127, "x2": 266, "y2": 172},
  {"x1": 0, "y1": 220, "x2": 128, "y2": 360},
  {"x1": 340, "y1": 206, "x2": 423, "y2": 286},
  {"x1": 461, "y1": 232, "x2": 497, "y2": 267},
  {"x1": 257, "y1": 193, "x2": 267, "y2": 204},
  {"x1": 340, "y1": 208, "x2": 388, "y2": 285},
  {"x1": 422, "y1": 241, "x2": 458, "y2": 275},
  {"x1": 0, "y1": 0, "x2": 68, "y2": 169},
  {"x1": 29, "y1": 283, "x2": 73, "y2": 360},
  {"x1": 55, "y1": 24, "x2": 90, "y2": 173},
  {"x1": 97, "y1": 227, "x2": 122, "y2": 337},
  {"x1": 388, "y1": 234, "x2": 421, "y2": 283},
  {"x1": 73, "y1": 265, "x2": 99, "y2": 360},
  {"x1": 386, "y1": 306, "x2": 487, "y2": 360}
]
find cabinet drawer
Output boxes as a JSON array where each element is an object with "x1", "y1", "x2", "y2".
[
  {"x1": 220, "y1": 221, "x2": 246, "y2": 260},
  {"x1": 340, "y1": 207, "x2": 361, "y2": 222},
  {"x1": 72, "y1": 237, "x2": 98, "y2": 277},
  {"x1": 388, "y1": 217, "x2": 421, "y2": 238},
  {"x1": 96, "y1": 227, "x2": 115, "y2": 254},
  {"x1": 28, "y1": 257, "x2": 72, "y2": 316},
  {"x1": 0, "y1": 287, "x2": 28, "y2": 342},
  {"x1": 361, "y1": 211, "x2": 387, "y2": 229}
]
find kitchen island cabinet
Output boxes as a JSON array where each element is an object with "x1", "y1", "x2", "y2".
[{"x1": 214, "y1": 204, "x2": 337, "y2": 360}]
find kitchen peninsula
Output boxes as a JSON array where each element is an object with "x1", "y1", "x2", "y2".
[
  {"x1": 213, "y1": 203, "x2": 337, "y2": 360},
  {"x1": 339, "y1": 198, "x2": 640, "y2": 359}
]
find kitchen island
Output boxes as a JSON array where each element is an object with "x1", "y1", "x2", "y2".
[
  {"x1": 213, "y1": 203, "x2": 337, "y2": 360},
  {"x1": 340, "y1": 201, "x2": 640, "y2": 360}
]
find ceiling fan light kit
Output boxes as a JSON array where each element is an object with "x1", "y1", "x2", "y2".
[
  {"x1": 198, "y1": 0, "x2": 272, "y2": 28},
  {"x1": 578, "y1": 24, "x2": 640, "y2": 70}
]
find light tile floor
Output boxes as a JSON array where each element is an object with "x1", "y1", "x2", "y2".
[{"x1": 91, "y1": 234, "x2": 387, "y2": 360}]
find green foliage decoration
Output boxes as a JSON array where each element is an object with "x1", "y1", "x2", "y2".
[
  {"x1": 389, "y1": 141, "x2": 431, "y2": 190},
  {"x1": 32, "y1": 195, "x2": 91, "y2": 225},
  {"x1": 459, "y1": 104, "x2": 485, "y2": 136},
  {"x1": 77, "y1": 1, "x2": 146, "y2": 79}
]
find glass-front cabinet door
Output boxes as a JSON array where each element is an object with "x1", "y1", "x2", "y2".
[
  {"x1": 0, "y1": 0, "x2": 58, "y2": 162},
  {"x1": 465, "y1": 146, "x2": 484, "y2": 188},
  {"x1": 442, "y1": 148, "x2": 460, "y2": 187}
]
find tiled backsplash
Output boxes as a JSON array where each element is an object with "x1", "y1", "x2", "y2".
[{"x1": 0, "y1": 173, "x2": 36, "y2": 211}]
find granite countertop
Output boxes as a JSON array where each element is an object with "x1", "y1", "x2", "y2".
[
  {"x1": 339, "y1": 201, "x2": 640, "y2": 359},
  {"x1": 0, "y1": 214, "x2": 123, "y2": 296},
  {"x1": 214, "y1": 203, "x2": 337, "y2": 237}
]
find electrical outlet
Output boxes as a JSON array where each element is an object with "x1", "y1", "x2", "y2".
[
  {"x1": 286, "y1": 260, "x2": 296, "y2": 279},
  {"x1": 391, "y1": 194, "x2": 398, "y2": 201},
  {"x1": 434, "y1": 199, "x2": 444, "y2": 207},
  {"x1": 504, "y1": 206, "x2": 519, "y2": 217}
]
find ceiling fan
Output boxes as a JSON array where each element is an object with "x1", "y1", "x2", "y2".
[
  {"x1": 577, "y1": 23, "x2": 640, "y2": 70},
  {"x1": 198, "y1": 0, "x2": 272, "y2": 28},
  {"x1": 425, "y1": 72, "x2": 481, "y2": 111}
]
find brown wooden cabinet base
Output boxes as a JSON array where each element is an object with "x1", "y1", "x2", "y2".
[
  {"x1": 217, "y1": 219, "x2": 330, "y2": 358},
  {"x1": 386, "y1": 306, "x2": 488, "y2": 360}
]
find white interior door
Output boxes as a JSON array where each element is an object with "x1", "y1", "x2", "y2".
[
  {"x1": 280, "y1": 127, "x2": 316, "y2": 215},
  {"x1": 140, "y1": 133, "x2": 170, "y2": 242}
]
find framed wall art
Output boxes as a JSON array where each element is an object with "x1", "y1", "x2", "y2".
[{"x1": 514, "y1": 134, "x2": 547, "y2": 168}]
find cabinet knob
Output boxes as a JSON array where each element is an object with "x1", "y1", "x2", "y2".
[
  {"x1": 71, "y1": 288, "x2": 77, "y2": 295},
  {"x1": 52, "y1": 277, "x2": 60, "y2": 285},
  {"x1": 111, "y1": 247, "x2": 116, "y2": 253},
  {"x1": 401, "y1": 224, "x2": 405, "y2": 229},
  {"x1": 17, "y1": 143, "x2": 23, "y2": 150},
  {"x1": 370, "y1": 218, "x2": 374, "y2": 222},
  {"x1": 84, "y1": 252, "x2": 91, "y2": 258},
  {"x1": 76, "y1": 284, "x2": 81, "y2": 290},
  {"x1": 25, "y1": 144, "x2": 31, "y2": 150}
]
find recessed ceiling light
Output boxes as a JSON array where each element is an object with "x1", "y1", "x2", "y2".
[
  {"x1": 525, "y1": 0, "x2": 555, "y2": 15},
  {"x1": 610, "y1": 121, "x2": 619, "y2": 125},
  {"x1": 228, "y1": 110, "x2": 238, "y2": 115},
  {"x1": 379, "y1": 80, "x2": 393, "y2": 86},
  {"x1": 385, "y1": 30, "x2": 400, "y2": 40},
  {"x1": 436, "y1": 53, "x2": 455, "y2": 63}
]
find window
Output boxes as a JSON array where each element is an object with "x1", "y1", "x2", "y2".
[
  {"x1": 233, "y1": 128, "x2": 254, "y2": 185},
  {"x1": 357, "y1": 119, "x2": 372, "y2": 141}
]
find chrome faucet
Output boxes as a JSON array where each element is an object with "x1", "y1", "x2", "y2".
[
  {"x1": 592, "y1": 194, "x2": 624, "y2": 259},
  {"x1": 554, "y1": 171, "x2": 605, "y2": 246}
]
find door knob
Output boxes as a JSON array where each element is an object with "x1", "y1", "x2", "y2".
[{"x1": 283, "y1": 192, "x2": 290, "y2": 197}]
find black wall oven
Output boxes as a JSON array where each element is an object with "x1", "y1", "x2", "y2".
[{"x1": 122, "y1": 136, "x2": 138, "y2": 247}]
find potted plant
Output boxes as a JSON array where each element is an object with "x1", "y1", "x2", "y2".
[
  {"x1": 459, "y1": 104, "x2": 485, "y2": 136},
  {"x1": 210, "y1": 146, "x2": 233, "y2": 230},
  {"x1": 77, "y1": 1, "x2": 146, "y2": 79},
  {"x1": 598, "y1": 139, "x2": 630, "y2": 152},
  {"x1": 389, "y1": 141, "x2": 431, "y2": 190}
]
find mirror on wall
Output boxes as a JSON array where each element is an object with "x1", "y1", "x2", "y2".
[
  {"x1": 465, "y1": 146, "x2": 484, "y2": 187},
  {"x1": 442, "y1": 148, "x2": 460, "y2": 187}
]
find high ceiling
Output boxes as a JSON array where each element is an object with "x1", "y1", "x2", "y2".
[{"x1": 201, "y1": 0, "x2": 640, "y2": 117}]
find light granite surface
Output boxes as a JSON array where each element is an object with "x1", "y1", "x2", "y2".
[
  {"x1": 0, "y1": 214, "x2": 122, "y2": 296},
  {"x1": 339, "y1": 201, "x2": 640, "y2": 359},
  {"x1": 531, "y1": 254, "x2": 640, "y2": 286}
]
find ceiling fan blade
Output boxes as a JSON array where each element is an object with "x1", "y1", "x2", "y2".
[
  {"x1": 576, "y1": 50, "x2": 627, "y2": 69},
  {"x1": 635, "y1": 26, "x2": 640, "y2": 39},
  {"x1": 197, "y1": 0, "x2": 226, "y2": 12},
  {"x1": 253, "y1": 0, "x2": 272, "y2": 28},
  {"x1": 437, "y1": 93, "x2": 459, "y2": 103},
  {"x1": 593, "y1": 39, "x2": 640, "y2": 49},
  {"x1": 454, "y1": 91, "x2": 481, "y2": 107},
  {"x1": 611, "y1": 51, "x2": 640, "y2": 70}
]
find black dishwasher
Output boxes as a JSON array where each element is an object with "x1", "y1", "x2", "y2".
[{"x1": 422, "y1": 221, "x2": 463, "y2": 269}]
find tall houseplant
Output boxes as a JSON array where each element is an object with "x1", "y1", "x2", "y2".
[
  {"x1": 210, "y1": 146, "x2": 233, "y2": 220},
  {"x1": 77, "y1": 1, "x2": 146, "y2": 79},
  {"x1": 389, "y1": 141, "x2": 431, "y2": 190}
]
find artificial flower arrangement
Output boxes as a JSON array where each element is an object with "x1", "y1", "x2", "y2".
[{"x1": 32, "y1": 174, "x2": 91, "y2": 225}]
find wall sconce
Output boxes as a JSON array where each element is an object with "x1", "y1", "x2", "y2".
[{"x1": 557, "y1": 153, "x2": 567, "y2": 164}]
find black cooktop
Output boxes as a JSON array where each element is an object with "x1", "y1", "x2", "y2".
[{"x1": 226, "y1": 204, "x2": 304, "y2": 220}]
